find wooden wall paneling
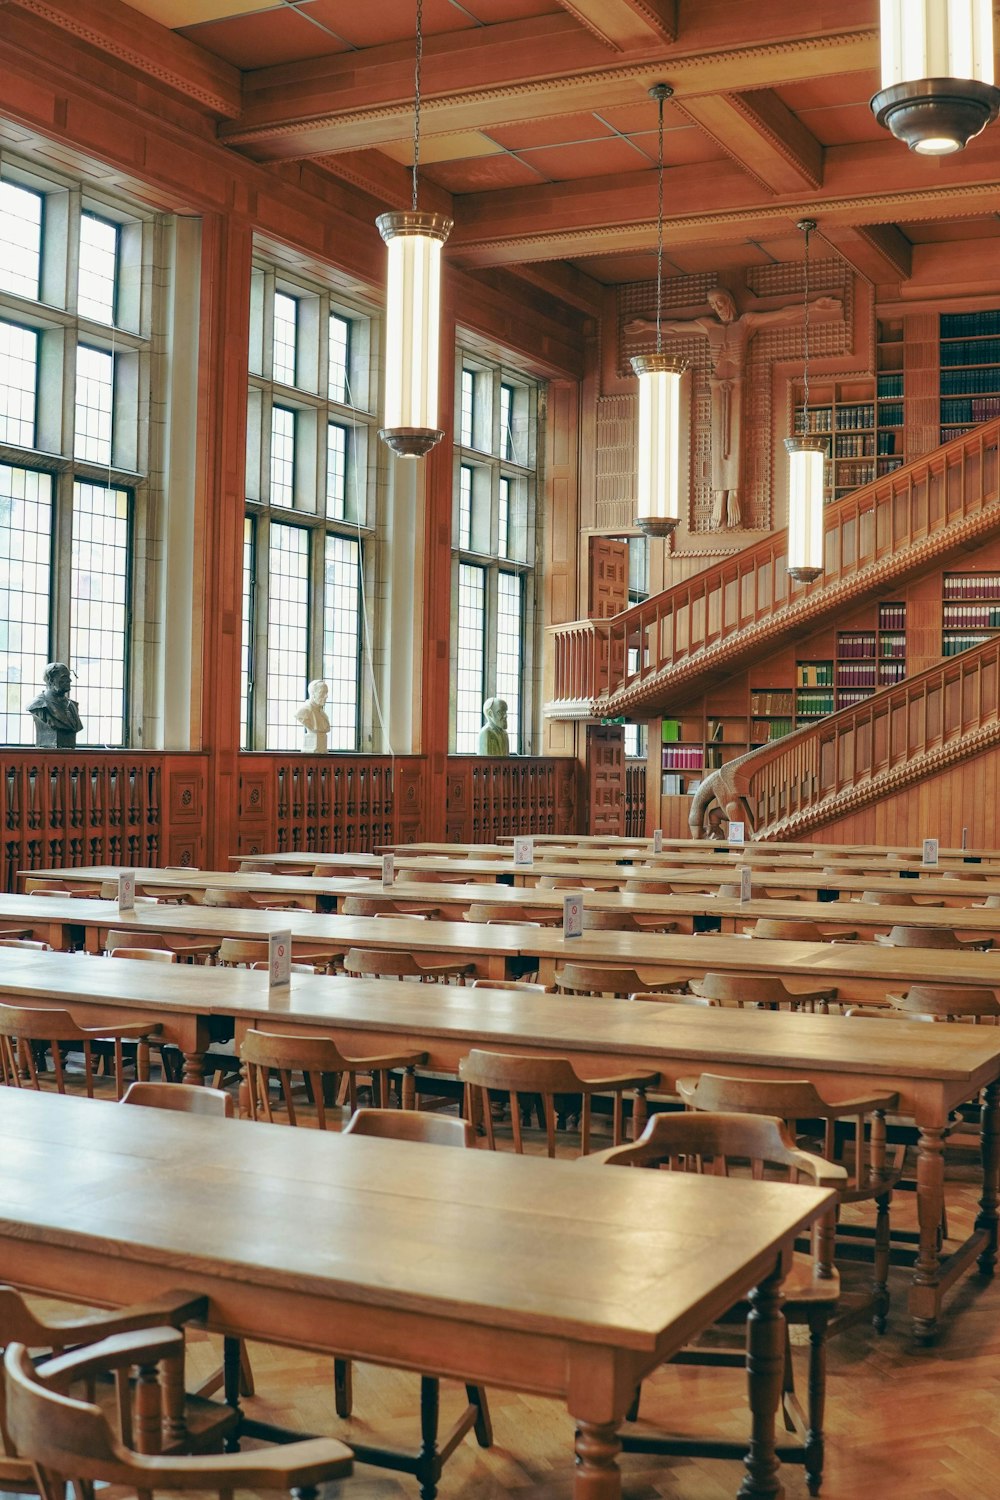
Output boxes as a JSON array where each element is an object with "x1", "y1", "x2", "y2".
[
  {"x1": 445, "y1": 757, "x2": 578, "y2": 843},
  {"x1": 587, "y1": 536, "x2": 628, "y2": 619},
  {"x1": 585, "y1": 725, "x2": 625, "y2": 836},
  {"x1": 904, "y1": 312, "x2": 940, "y2": 461},
  {"x1": 234, "y1": 758, "x2": 271, "y2": 855},
  {"x1": 817, "y1": 748, "x2": 1000, "y2": 846},
  {"x1": 393, "y1": 758, "x2": 426, "y2": 845},
  {"x1": 542, "y1": 378, "x2": 583, "y2": 760},
  {"x1": 162, "y1": 756, "x2": 209, "y2": 868}
]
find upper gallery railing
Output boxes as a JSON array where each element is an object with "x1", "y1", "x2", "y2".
[{"x1": 547, "y1": 419, "x2": 1000, "y2": 715}]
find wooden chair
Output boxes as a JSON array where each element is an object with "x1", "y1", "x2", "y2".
[
  {"x1": 458, "y1": 1048, "x2": 659, "y2": 1156},
  {"x1": 688, "y1": 972, "x2": 840, "y2": 1012},
  {"x1": 464, "y1": 902, "x2": 562, "y2": 926},
  {"x1": 748, "y1": 917, "x2": 857, "y2": 942},
  {"x1": 3, "y1": 1338, "x2": 351, "y2": 1498},
  {"x1": 470, "y1": 979, "x2": 554, "y2": 993},
  {"x1": 555, "y1": 963, "x2": 688, "y2": 997},
  {"x1": 876, "y1": 923, "x2": 993, "y2": 951},
  {"x1": 0, "y1": 928, "x2": 36, "y2": 943},
  {"x1": 854, "y1": 889, "x2": 924, "y2": 906},
  {"x1": 582, "y1": 909, "x2": 677, "y2": 934},
  {"x1": 0, "y1": 1002, "x2": 160, "y2": 1099},
  {"x1": 240, "y1": 1028, "x2": 428, "y2": 1123},
  {"x1": 536, "y1": 876, "x2": 622, "y2": 891},
  {"x1": 0, "y1": 938, "x2": 49, "y2": 951},
  {"x1": 23, "y1": 879, "x2": 80, "y2": 896},
  {"x1": 0, "y1": 1287, "x2": 239, "y2": 1479},
  {"x1": 885, "y1": 984, "x2": 1000, "y2": 1023},
  {"x1": 217, "y1": 937, "x2": 342, "y2": 973},
  {"x1": 342, "y1": 895, "x2": 440, "y2": 918},
  {"x1": 342, "y1": 947, "x2": 474, "y2": 983},
  {"x1": 110, "y1": 946, "x2": 176, "y2": 963},
  {"x1": 105, "y1": 927, "x2": 219, "y2": 965},
  {"x1": 586, "y1": 1111, "x2": 846, "y2": 1496},
  {"x1": 677, "y1": 1072, "x2": 904, "y2": 1332},
  {"x1": 138, "y1": 884, "x2": 205, "y2": 905},
  {"x1": 331, "y1": 1109, "x2": 492, "y2": 1498}
]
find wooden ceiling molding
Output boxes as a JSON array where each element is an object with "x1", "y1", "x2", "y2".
[
  {"x1": 556, "y1": 0, "x2": 676, "y2": 51},
  {"x1": 819, "y1": 223, "x2": 913, "y2": 287},
  {"x1": 678, "y1": 89, "x2": 824, "y2": 194}
]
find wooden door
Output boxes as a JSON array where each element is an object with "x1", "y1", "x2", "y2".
[
  {"x1": 588, "y1": 537, "x2": 628, "y2": 620},
  {"x1": 585, "y1": 725, "x2": 625, "y2": 836}
]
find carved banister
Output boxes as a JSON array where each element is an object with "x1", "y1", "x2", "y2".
[
  {"x1": 737, "y1": 634, "x2": 1000, "y2": 839},
  {"x1": 546, "y1": 420, "x2": 1000, "y2": 716}
]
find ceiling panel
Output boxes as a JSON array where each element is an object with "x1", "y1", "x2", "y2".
[
  {"x1": 301, "y1": 0, "x2": 486, "y2": 47},
  {"x1": 592, "y1": 100, "x2": 691, "y2": 135},
  {"x1": 124, "y1": 0, "x2": 287, "y2": 23},
  {"x1": 905, "y1": 219, "x2": 1000, "y2": 243},
  {"x1": 424, "y1": 153, "x2": 547, "y2": 191},
  {"x1": 487, "y1": 112, "x2": 615, "y2": 151},
  {"x1": 177, "y1": 8, "x2": 349, "y2": 65},
  {"x1": 517, "y1": 136, "x2": 653, "y2": 181},
  {"x1": 776, "y1": 73, "x2": 880, "y2": 112}
]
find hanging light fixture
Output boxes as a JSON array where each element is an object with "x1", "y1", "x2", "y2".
[
  {"x1": 785, "y1": 220, "x2": 825, "y2": 586},
  {"x1": 377, "y1": 0, "x2": 453, "y2": 457},
  {"x1": 632, "y1": 83, "x2": 685, "y2": 538},
  {"x1": 871, "y1": 0, "x2": 1000, "y2": 154}
]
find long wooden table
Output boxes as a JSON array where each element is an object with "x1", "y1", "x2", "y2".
[
  {"x1": 0, "y1": 950, "x2": 993, "y2": 1342},
  {"x1": 0, "y1": 1088, "x2": 832, "y2": 1500}
]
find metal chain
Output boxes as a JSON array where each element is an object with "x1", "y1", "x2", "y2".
[
  {"x1": 800, "y1": 219, "x2": 814, "y2": 412},
  {"x1": 412, "y1": 0, "x2": 423, "y2": 212},
  {"x1": 656, "y1": 88, "x2": 664, "y2": 355}
]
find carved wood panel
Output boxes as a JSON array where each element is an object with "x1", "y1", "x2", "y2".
[
  {"x1": 588, "y1": 536, "x2": 628, "y2": 619},
  {"x1": 585, "y1": 727, "x2": 625, "y2": 837},
  {"x1": 446, "y1": 758, "x2": 579, "y2": 843}
]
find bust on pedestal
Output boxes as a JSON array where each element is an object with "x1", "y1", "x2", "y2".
[
  {"x1": 295, "y1": 679, "x2": 331, "y2": 753},
  {"x1": 26, "y1": 662, "x2": 83, "y2": 749},
  {"x1": 479, "y1": 697, "x2": 511, "y2": 756}
]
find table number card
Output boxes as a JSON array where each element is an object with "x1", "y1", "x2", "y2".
[
  {"x1": 922, "y1": 838, "x2": 939, "y2": 867},
  {"x1": 117, "y1": 870, "x2": 136, "y2": 914},
  {"x1": 513, "y1": 836, "x2": 534, "y2": 867},
  {"x1": 268, "y1": 930, "x2": 292, "y2": 989},
  {"x1": 728, "y1": 821, "x2": 746, "y2": 845},
  {"x1": 563, "y1": 894, "x2": 584, "y2": 939},
  {"x1": 739, "y1": 867, "x2": 752, "y2": 905},
  {"x1": 381, "y1": 853, "x2": 395, "y2": 889},
  {"x1": 652, "y1": 828, "x2": 663, "y2": 855}
]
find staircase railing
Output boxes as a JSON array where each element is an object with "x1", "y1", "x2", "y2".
[
  {"x1": 547, "y1": 419, "x2": 1000, "y2": 713},
  {"x1": 735, "y1": 634, "x2": 1000, "y2": 838}
]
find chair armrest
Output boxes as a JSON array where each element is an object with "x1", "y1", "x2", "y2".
[
  {"x1": 349, "y1": 1050, "x2": 429, "y2": 1070},
  {"x1": 78, "y1": 1022, "x2": 163, "y2": 1040},
  {"x1": 578, "y1": 1071, "x2": 661, "y2": 1093},
  {"x1": 0, "y1": 1288, "x2": 209, "y2": 1344},
  {"x1": 128, "y1": 1436, "x2": 353, "y2": 1487},
  {"x1": 813, "y1": 1092, "x2": 901, "y2": 1116},
  {"x1": 40, "y1": 1328, "x2": 184, "y2": 1384}
]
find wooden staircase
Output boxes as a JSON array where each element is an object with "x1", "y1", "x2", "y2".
[
  {"x1": 721, "y1": 632, "x2": 1000, "y2": 839},
  {"x1": 546, "y1": 420, "x2": 1000, "y2": 720}
]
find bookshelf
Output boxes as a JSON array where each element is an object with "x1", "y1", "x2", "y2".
[
  {"x1": 794, "y1": 381, "x2": 875, "y2": 503},
  {"x1": 876, "y1": 318, "x2": 906, "y2": 479},
  {"x1": 942, "y1": 573, "x2": 1000, "y2": 657},
  {"x1": 749, "y1": 688, "x2": 794, "y2": 745},
  {"x1": 795, "y1": 661, "x2": 834, "y2": 720},
  {"x1": 939, "y1": 309, "x2": 1000, "y2": 444}
]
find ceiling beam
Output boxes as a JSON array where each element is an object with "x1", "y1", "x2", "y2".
[
  {"x1": 819, "y1": 223, "x2": 913, "y2": 284},
  {"x1": 220, "y1": 14, "x2": 876, "y2": 160},
  {"x1": 3, "y1": 0, "x2": 243, "y2": 117},
  {"x1": 313, "y1": 150, "x2": 453, "y2": 217},
  {"x1": 556, "y1": 0, "x2": 677, "y2": 50},
  {"x1": 679, "y1": 88, "x2": 823, "y2": 193}
]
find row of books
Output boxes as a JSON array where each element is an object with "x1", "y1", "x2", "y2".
[
  {"x1": 836, "y1": 663, "x2": 878, "y2": 688},
  {"x1": 942, "y1": 605, "x2": 1000, "y2": 628},
  {"x1": 940, "y1": 370, "x2": 1000, "y2": 396},
  {"x1": 878, "y1": 604, "x2": 907, "y2": 629},
  {"x1": 942, "y1": 633, "x2": 994, "y2": 656},
  {"x1": 662, "y1": 747, "x2": 703, "y2": 770},
  {"x1": 835, "y1": 462, "x2": 875, "y2": 488},
  {"x1": 879, "y1": 404, "x2": 904, "y2": 428},
  {"x1": 941, "y1": 311, "x2": 1000, "y2": 337},
  {"x1": 834, "y1": 433, "x2": 875, "y2": 457},
  {"x1": 944, "y1": 574, "x2": 1000, "y2": 600},
  {"x1": 795, "y1": 692, "x2": 835, "y2": 717},
  {"x1": 750, "y1": 690, "x2": 793, "y2": 715},
  {"x1": 877, "y1": 457, "x2": 904, "y2": 474},
  {"x1": 879, "y1": 631, "x2": 907, "y2": 658},
  {"x1": 879, "y1": 661, "x2": 907, "y2": 683},
  {"x1": 877, "y1": 374, "x2": 904, "y2": 398},
  {"x1": 797, "y1": 662, "x2": 833, "y2": 686},
  {"x1": 837, "y1": 689, "x2": 874, "y2": 708},
  {"x1": 940, "y1": 338, "x2": 1000, "y2": 367},
  {"x1": 837, "y1": 632, "x2": 877, "y2": 658},
  {"x1": 750, "y1": 718, "x2": 793, "y2": 743},
  {"x1": 939, "y1": 397, "x2": 1000, "y2": 423}
]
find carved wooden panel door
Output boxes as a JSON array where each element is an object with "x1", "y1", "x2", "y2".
[
  {"x1": 588, "y1": 537, "x2": 628, "y2": 689},
  {"x1": 585, "y1": 724, "x2": 625, "y2": 836}
]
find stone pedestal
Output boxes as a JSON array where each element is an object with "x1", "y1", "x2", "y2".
[
  {"x1": 34, "y1": 726, "x2": 78, "y2": 749},
  {"x1": 302, "y1": 731, "x2": 328, "y2": 754}
]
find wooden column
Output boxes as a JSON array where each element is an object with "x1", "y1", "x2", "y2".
[{"x1": 197, "y1": 213, "x2": 253, "y2": 869}]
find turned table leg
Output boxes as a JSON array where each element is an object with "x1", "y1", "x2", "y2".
[
  {"x1": 977, "y1": 1079, "x2": 1000, "y2": 1277},
  {"x1": 739, "y1": 1257, "x2": 786, "y2": 1500},
  {"x1": 182, "y1": 1049, "x2": 205, "y2": 1087},
  {"x1": 911, "y1": 1122, "x2": 947, "y2": 1343},
  {"x1": 573, "y1": 1420, "x2": 622, "y2": 1500}
]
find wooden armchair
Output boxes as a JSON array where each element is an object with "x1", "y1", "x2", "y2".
[
  {"x1": 555, "y1": 963, "x2": 688, "y2": 997},
  {"x1": 330, "y1": 1109, "x2": 492, "y2": 1499},
  {"x1": 885, "y1": 984, "x2": 1000, "y2": 1023},
  {"x1": 105, "y1": 927, "x2": 219, "y2": 965},
  {"x1": 748, "y1": 917, "x2": 857, "y2": 942},
  {"x1": 582, "y1": 909, "x2": 677, "y2": 934},
  {"x1": 585, "y1": 1110, "x2": 846, "y2": 1496},
  {"x1": 464, "y1": 902, "x2": 562, "y2": 926},
  {"x1": 0, "y1": 1002, "x2": 160, "y2": 1099},
  {"x1": 240, "y1": 1028, "x2": 428, "y2": 1122},
  {"x1": 341, "y1": 895, "x2": 440, "y2": 918},
  {"x1": 688, "y1": 972, "x2": 839, "y2": 1012},
  {"x1": 217, "y1": 937, "x2": 341, "y2": 973},
  {"x1": 4, "y1": 1339, "x2": 351, "y2": 1499},
  {"x1": 342, "y1": 947, "x2": 474, "y2": 983},
  {"x1": 458, "y1": 1048, "x2": 659, "y2": 1156},
  {"x1": 876, "y1": 923, "x2": 993, "y2": 952},
  {"x1": 677, "y1": 1071, "x2": 904, "y2": 1331}
]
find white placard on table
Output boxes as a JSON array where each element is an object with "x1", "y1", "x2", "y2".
[
  {"x1": 117, "y1": 870, "x2": 136, "y2": 914},
  {"x1": 652, "y1": 828, "x2": 663, "y2": 855},
  {"x1": 728, "y1": 821, "x2": 746, "y2": 844},
  {"x1": 922, "y1": 838, "x2": 939, "y2": 867},
  {"x1": 739, "y1": 866, "x2": 753, "y2": 905},
  {"x1": 513, "y1": 836, "x2": 534, "y2": 867},
  {"x1": 268, "y1": 930, "x2": 292, "y2": 989},
  {"x1": 381, "y1": 853, "x2": 395, "y2": 889},
  {"x1": 563, "y1": 894, "x2": 584, "y2": 939},
  {"x1": 962, "y1": 826, "x2": 969, "y2": 850}
]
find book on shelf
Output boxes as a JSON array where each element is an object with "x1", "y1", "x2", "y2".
[
  {"x1": 878, "y1": 603, "x2": 906, "y2": 630},
  {"x1": 767, "y1": 718, "x2": 794, "y2": 741},
  {"x1": 795, "y1": 691, "x2": 835, "y2": 717},
  {"x1": 797, "y1": 662, "x2": 833, "y2": 687},
  {"x1": 941, "y1": 310, "x2": 1000, "y2": 338},
  {"x1": 837, "y1": 632, "x2": 877, "y2": 659},
  {"x1": 944, "y1": 574, "x2": 1000, "y2": 601},
  {"x1": 749, "y1": 689, "x2": 793, "y2": 715},
  {"x1": 942, "y1": 634, "x2": 994, "y2": 657}
]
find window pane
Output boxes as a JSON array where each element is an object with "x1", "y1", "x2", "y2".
[
  {"x1": 71, "y1": 480, "x2": 130, "y2": 746},
  {"x1": 0, "y1": 321, "x2": 38, "y2": 448},
  {"x1": 323, "y1": 533, "x2": 360, "y2": 751},
  {"x1": 273, "y1": 291, "x2": 298, "y2": 387},
  {"x1": 500, "y1": 383, "x2": 513, "y2": 461},
  {"x1": 74, "y1": 345, "x2": 114, "y2": 464},
  {"x1": 456, "y1": 562, "x2": 485, "y2": 754},
  {"x1": 0, "y1": 183, "x2": 42, "y2": 301},
  {"x1": 458, "y1": 464, "x2": 472, "y2": 550},
  {"x1": 266, "y1": 522, "x2": 309, "y2": 750},
  {"x1": 241, "y1": 516, "x2": 253, "y2": 750},
  {"x1": 496, "y1": 571, "x2": 522, "y2": 755},
  {"x1": 0, "y1": 464, "x2": 51, "y2": 744},
  {"x1": 270, "y1": 405, "x2": 295, "y2": 507},
  {"x1": 460, "y1": 368, "x2": 474, "y2": 447},
  {"x1": 329, "y1": 313, "x2": 350, "y2": 403},
  {"x1": 327, "y1": 422, "x2": 347, "y2": 520},
  {"x1": 498, "y1": 476, "x2": 510, "y2": 560},
  {"x1": 78, "y1": 213, "x2": 118, "y2": 325}
]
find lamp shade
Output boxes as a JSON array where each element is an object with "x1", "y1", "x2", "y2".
[
  {"x1": 377, "y1": 210, "x2": 453, "y2": 457},
  {"x1": 631, "y1": 353, "x2": 685, "y2": 536},
  {"x1": 872, "y1": 0, "x2": 1000, "y2": 153},
  {"x1": 785, "y1": 436, "x2": 825, "y2": 583}
]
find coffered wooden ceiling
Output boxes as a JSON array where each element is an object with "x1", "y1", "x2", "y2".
[{"x1": 20, "y1": 0, "x2": 1000, "y2": 299}]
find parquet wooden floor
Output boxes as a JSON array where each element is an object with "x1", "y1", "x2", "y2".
[{"x1": 163, "y1": 1154, "x2": 996, "y2": 1500}]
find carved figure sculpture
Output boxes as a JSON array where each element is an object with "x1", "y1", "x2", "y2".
[
  {"x1": 295, "y1": 679, "x2": 330, "y2": 754},
  {"x1": 479, "y1": 697, "x2": 511, "y2": 756},
  {"x1": 687, "y1": 743, "x2": 761, "y2": 839},
  {"x1": 626, "y1": 286, "x2": 842, "y2": 529},
  {"x1": 26, "y1": 662, "x2": 83, "y2": 749}
]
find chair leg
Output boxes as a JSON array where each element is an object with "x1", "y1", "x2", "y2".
[
  {"x1": 625, "y1": 1385, "x2": 641, "y2": 1423},
  {"x1": 416, "y1": 1375, "x2": 441, "y2": 1500},
  {"x1": 222, "y1": 1336, "x2": 243, "y2": 1451},
  {"x1": 804, "y1": 1313, "x2": 829, "y2": 1497},
  {"x1": 873, "y1": 1191, "x2": 891, "y2": 1333},
  {"x1": 334, "y1": 1357, "x2": 353, "y2": 1419},
  {"x1": 466, "y1": 1384, "x2": 493, "y2": 1448}
]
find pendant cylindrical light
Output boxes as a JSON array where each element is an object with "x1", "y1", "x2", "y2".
[
  {"x1": 871, "y1": 0, "x2": 1000, "y2": 154},
  {"x1": 377, "y1": 210, "x2": 452, "y2": 457},
  {"x1": 632, "y1": 83, "x2": 685, "y2": 538},
  {"x1": 377, "y1": 0, "x2": 452, "y2": 458},
  {"x1": 786, "y1": 220, "x2": 824, "y2": 585}
]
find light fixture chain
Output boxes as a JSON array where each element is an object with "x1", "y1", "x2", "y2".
[
  {"x1": 656, "y1": 88, "x2": 664, "y2": 355},
  {"x1": 412, "y1": 0, "x2": 423, "y2": 213},
  {"x1": 799, "y1": 219, "x2": 814, "y2": 413}
]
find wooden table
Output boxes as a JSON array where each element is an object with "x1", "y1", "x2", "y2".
[
  {"x1": 0, "y1": 951, "x2": 993, "y2": 1342},
  {"x1": 0, "y1": 1088, "x2": 832, "y2": 1500}
]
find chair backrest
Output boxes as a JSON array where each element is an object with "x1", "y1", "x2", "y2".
[
  {"x1": 857, "y1": 889, "x2": 918, "y2": 906},
  {"x1": 342, "y1": 896, "x2": 434, "y2": 918},
  {"x1": 240, "y1": 1028, "x2": 354, "y2": 1127},
  {"x1": 343, "y1": 1107, "x2": 474, "y2": 1149},
  {"x1": 979, "y1": 894, "x2": 1000, "y2": 909},
  {"x1": 218, "y1": 938, "x2": 269, "y2": 967},
  {"x1": 106, "y1": 930, "x2": 169, "y2": 953},
  {"x1": 0, "y1": 938, "x2": 50, "y2": 951},
  {"x1": 688, "y1": 972, "x2": 834, "y2": 1010},
  {"x1": 623, "y1": 879, "x2": 674, "y2": 894},
  {"x1": 888, "y1": 984, "x2": 1000, "y2": 1021},
  {"x1": 555, "y1": 963, "x2": 679, "y2": 997},
  {"x1": 120, "y1": 1080, "x2": 233, "y2": 1116},
  {"x1": 581, "y1": 909, "x2": 644, "y2": 932},
  {"x1": 109, "y1": 947, "x2": 175, "y2": 964},
  {"x1": 883, "y1": 924, "x2": 961, "y2": 950},
  {"x1": 342, "y1": 947, "x2": 421, "y2": 978},
  {"x1": 470, "y1": 978, "x2": 552, "y2": 993},
  {"x1": 465, "y1": 903, "x2": 551, "y2": 925},
  {"x1": 537, "y1": 877, "x2": 621, "y2": 891},
  {"x1": 203, "y1": 887, "x2": 255, "y2": 909},
  {"x1": 749, "y1": 918, "x2": 827, "y2": 941}
]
